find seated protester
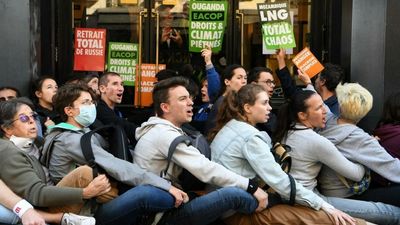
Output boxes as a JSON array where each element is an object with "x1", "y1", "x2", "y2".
[
  {"x1": 0, "y1": 86, "x2": 20, "y2": 102},
  {"x1": 204, "y1": 64, "x2": 247, "y2": 135},
  {"x1": 0, "y1": 98, "x2": 110, "y2": 225},
  {"x1": 209, "y1": 84, "x2": 358, "y2": 225},
  {"x1": 273, "y1": 88, "x2": 400, "y2": 225},
  {"x1": 96, "y1": 72, "x2": 138, "y2": 144},
  {"x1": 46, "y1": 83, "x2": 188, "y2": 225},
  {"x1": 309, "y1": 82, "x2": 400, "y2": 207},
  {"x1": 133, "y1": 77, "x2": 269, "y2": 225},
  {"x1": 192, "y1": 46, "x2": 221, "y2": 133},
  {"x1": 0, "y1": 179, "x2": 45, "y2": 225},
  {"x1": 31, "y1": 76, "x2": 61, "y2": 134},
  {"x1": 276, "y1": 49, "x2": 343, "y2": 116},
  {"x1": 373, "y1": 92, "x2": 400, "y2": 186},
  {"x1": 79, "y1": 73, "x2": 100, "y2": 97},
  {"x1": 247, "y1": 67, "x2": 277, "y2": 136},
  {"x1": 0, "y1": 87, "x2": 43, "y2": 138},
  {"x1": 156, "y1": 69, "x2": 200, "y2": 103}
]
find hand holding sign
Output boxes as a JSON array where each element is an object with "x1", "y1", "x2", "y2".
[
  {"x1": 201, "y1": 45, "x2": 212, "y2": 65},
  {"x1": 297, "y1": 69, "x2": 312, "y2": 86},
  {"x1": 276, "y1": 48, "x2": 286, "y2": 69}
]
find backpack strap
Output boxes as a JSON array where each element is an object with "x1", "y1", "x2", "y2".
[
  {"x1": 80, "y1": 124, "x2": 114, "y2": 177},
  {"x1": 39, "y1": 129, "x2": 63, "y2": 168},
  {"x1": 271, "y1": 142, "x2": 296, "y2": 205},
  {"x1": 160, "y1": 135, "x2": 191, "y2": 177},
  {"x1": 287, "y1": 173, "x2": 296, "y2": 205},
  {"x1": 337, "y1": 174, "x2": 351, "y2": 188}
]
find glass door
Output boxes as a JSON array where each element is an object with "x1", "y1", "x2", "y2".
[
  {"x1": 236, "y1": 0, "x2": 312, "y2": 70},
  {"x1": 236, "y1": 0, "x2": 312, "y2": 105},
  {"x1": 73, "y1": 0, "x2": 146, "y2": 105},
  {"x1": 149, "y1": 0, "x2": 231, "y2": 79}
]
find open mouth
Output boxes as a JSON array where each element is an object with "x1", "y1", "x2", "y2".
[{"x1": 116, "y1": 93, "x2": 123, "y2": 98}]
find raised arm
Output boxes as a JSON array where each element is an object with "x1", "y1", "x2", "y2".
[
  {"x1": 201, "y1": 45, "x2": 221, "y2": 103},
  {"x1": 276, "y1": 49, "x2": 299, "y2": 99}
]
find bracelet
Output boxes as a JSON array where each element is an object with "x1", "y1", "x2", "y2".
[
  {"x1": 13, "y1": 199, "x2": 33, "y2": 218},
  {"x1": 246, "y1": 179, "x2": 258, "y2": 195}
]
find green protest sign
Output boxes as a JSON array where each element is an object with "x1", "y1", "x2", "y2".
[
  {"x1": 257, "y1": 1, "x2": 296, "y2": 50},
  {"x1": 107, "y1": 42, "x2": 138, "y2": 86},
  {"x1": 189, "y1": 1, "x2": 227, "y2": 52}
]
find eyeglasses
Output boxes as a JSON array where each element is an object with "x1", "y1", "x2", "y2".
[
  {"x1": 259, "y1": 80, "x2": 276, "y2": 86},
  {"x1": 0, "y1": 96, "x2": 16, "y2": 102},
  {"x1": 11, "y1": 112, "x2": 38, "y2": 124}
]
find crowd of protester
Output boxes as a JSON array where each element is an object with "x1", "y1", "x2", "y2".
[{"x1": 0, "y1": 46, "x2": 400, "y2": 225}]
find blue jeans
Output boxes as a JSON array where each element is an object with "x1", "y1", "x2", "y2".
[
  {"x1": 158, "y1": 187, "x2": 258, "y2": 225},
  {"x1": 323, "y1": 196, "x2": 400, "y2": 225},
  {"x1": 0, "y1": 204, "x2": 19, "y2": 224},
  {"x1": 94, "y1": 185, "x2": 175, "y2": 225}
]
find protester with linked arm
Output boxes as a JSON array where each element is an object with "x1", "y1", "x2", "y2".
[
  {"x1": 273, "y1": 79, "x2": 400, "y2": 224},
  {"x1": 210, "y1": 84, "x2": 360, "y2": 225}
]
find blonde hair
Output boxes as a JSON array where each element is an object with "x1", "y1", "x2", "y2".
[{"x1": 336, "y1": 83, "x2": 373, "y2": 122}]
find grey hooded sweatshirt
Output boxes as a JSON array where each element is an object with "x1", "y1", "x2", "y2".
[
  {"x1": 134, "y1": 117, "x2": 249, "y2": 190},
  {"x1": 318, "y1": 118, "x2": 400, "y2": 197}
]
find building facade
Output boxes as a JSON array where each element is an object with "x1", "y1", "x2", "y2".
[{"x1": 0, "y1": 0, "x2": 399, "y2": 132}]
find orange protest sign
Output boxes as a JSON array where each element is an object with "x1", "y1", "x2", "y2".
[
  {"x1": 292, "y1": 47, "x2": 324, "y2": 78},
  {"x1": 134, "y1": 64, "x2": 166, "y2": 107},
  {"x1": 73, "y1": 28, "x2": 106, "y2": 71}
]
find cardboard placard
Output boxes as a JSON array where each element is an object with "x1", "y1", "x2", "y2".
[
  {"x1": 134, "y1": 64, "x2": 166, "y2": 107},
  {"x1": 73, "y1": 28, "x2": 106, "y2": 71},
  {"x1": 107, "y1": 42, "x2": 138, "y2": 86},
  {"x1": 292, "y1": 47, "x2": 324, "y2": 78},
  {"x1": 257, "y1": 0, "x2": 296, "y2": 50},
  {"x1": 189, "y1": 1, "x2": 228, "y2": 52}
]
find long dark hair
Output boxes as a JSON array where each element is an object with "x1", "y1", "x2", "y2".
[
  {"x1": 377, "y1": 92, "x2": 400, "y2": 127},
  {"x1": 208, "y1": 84, "x2": 265, "y2": 141},
  {"x1": 273, "y1": 90, "x2": 317, "y2": 143},
  {"x1": 30, "y1": 75, "x2": 56, "y2": 102},
  {"x1": 218, "y1": 64, "x2": 245, "y2": 97}
]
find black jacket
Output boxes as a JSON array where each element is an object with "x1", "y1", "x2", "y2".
[{"x1": 96, "y1": 99, "x2": 138, "y2": 144}]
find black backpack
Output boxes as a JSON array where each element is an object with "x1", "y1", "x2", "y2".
[
  {"x1": 160, "y1": 126, "x2": 211, "y2": 193},
  {"x1": 256, "y1": 142, "x2": 296, "y2": 205},
  {"x1": 80, "y1": 123, "x2": 132, "y2": 174},
  {"x1": 41, "y1": 123, "x2": 132, "y2": 181}
]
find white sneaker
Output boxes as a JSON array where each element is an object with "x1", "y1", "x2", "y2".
[{"x1": 61, "y1": 213, "x2": 96, "y2": 225}]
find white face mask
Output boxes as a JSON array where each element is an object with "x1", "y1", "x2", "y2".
[{"x1": 74, "y1": 104, "x2": 97, "y2": 127}]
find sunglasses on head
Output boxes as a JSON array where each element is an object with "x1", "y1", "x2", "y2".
[{"x1": 11, "y1": 112, "x2": 39, "y2": 124}]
